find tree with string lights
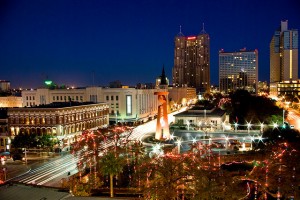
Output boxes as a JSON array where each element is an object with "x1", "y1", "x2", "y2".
[
  {"x1": 70, "y1": 125, "x2": 134, "y2": 197},
  {"x1": 99, "y1": 151, "x2": 125, "y2": 197},
  {"x1": 138, "y1": 151, "x2": 194, "y2": 199},
  {"x1": 245, "y1": 142, "x2": 300, "y2": 199}
]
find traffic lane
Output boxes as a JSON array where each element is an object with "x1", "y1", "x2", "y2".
[{"x1": 286, "y1": 110, "x2": 300, "y2": 130}]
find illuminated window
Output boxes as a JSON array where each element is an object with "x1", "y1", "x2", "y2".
[{"x1": 126, "y1": 95, "x2": 132, "y2": 116}]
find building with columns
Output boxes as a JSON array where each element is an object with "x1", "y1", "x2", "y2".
[
  {"x1": 0, "y1": 109, "x2": 10, "y2": 152},
  {"x1": 7, "y1": 102, "x2": 109, "y2": 148}
]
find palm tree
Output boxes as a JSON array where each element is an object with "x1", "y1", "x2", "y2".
[{"x1": 99, "y1": 151, "x2": 125, "y2": 197}]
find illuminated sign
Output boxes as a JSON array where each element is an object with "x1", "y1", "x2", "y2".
[
  {"x1": 187, "y1": 36, "x2": 196, "y2": 40},
  {"x1": 44, "y1": 80, "x2": 53, "y2": 85}
]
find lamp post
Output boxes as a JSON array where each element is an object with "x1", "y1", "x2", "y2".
[
  {"x1": 260, "y1": 123, "x2": 264, "y2": 133},
  {"x1": 186, "y1": 120, "x2": 190, "y2": 130},
  {"x1": 225, "y1": 136, "x2": 229, "y2": 150},
  {"x1": 247, "y1": 122, "x2": 251, "y2": 133},
  {"x1": 250, "y1": 136, "x2": 255, "y2": 150},
  {"x1": 176, "y1": 138, "x2": 182, "y2": 154},
  {"x1": 234, "y1": 123, "x2": 238, "y2": 132}
]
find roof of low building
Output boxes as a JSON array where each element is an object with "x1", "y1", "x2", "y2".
[
  {"x1": 0, "y1": 184, "x2": 136, "y2": 200},
  {"x1": 174, "y1": 107, "x2": 226, "y2": 117},
  {"x1": 25, "y1": 101, "x2": 105, "y2": 109}
]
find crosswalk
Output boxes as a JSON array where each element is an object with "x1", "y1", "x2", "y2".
[{"x1": 11, "y1": 154, "x2": 78, "y2": 185}]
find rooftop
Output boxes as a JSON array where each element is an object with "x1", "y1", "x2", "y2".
[
  {"x1": 28, "y1": 102, "x2": 101, "y2": 109},
  {"x1": 174, "y1": 107, "x2": 226, "y2": 117},
  {"x1": 0, "y1": 183, "x2": 136, "y2": 200}
]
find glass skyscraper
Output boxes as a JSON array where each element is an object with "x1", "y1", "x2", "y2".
[
  {"x1": 219, "y1": 49, "x2": 258, "y2": 94},
  {"x1": 270, "y1": 20, "x2": 298, "y2": 83}
]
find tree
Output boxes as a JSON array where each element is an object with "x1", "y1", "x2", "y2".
[
  {"x1": 99, "y1": 151, "x2": 125, "y2": 197},
  {"x1": 246, "y1": 142, "x2": 300, "y2": 199},
  {"x1": 230, "y1": 89, "x2": 283, "y2": 125},
  {"x1": 11, "y1": 133, "x2": 58, "y2": 151},
  {"x1": 138, "y1": 152, "x2": 193, "y2": 200},
  {"x1": 71, "y1": 125, "x2": 134, "y2": 197}
]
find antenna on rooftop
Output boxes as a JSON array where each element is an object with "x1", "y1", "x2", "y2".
[
  {"x1": 200, "y1": 22, "x2": 207, "y2": 34},
  {"x1": 177, "y1": 25, "x2": 184, "y2": 36}
]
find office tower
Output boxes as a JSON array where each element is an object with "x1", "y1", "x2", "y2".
[
  {"x1": 172, "y1": 26, "x2": 210, "y2": 93},
  {"x1": 270, "y1": 20, "x2": 298, "y2": 83},
  {"x1": 0, "y1": 80, "x2": 10, "y2": 91},
  {"x1": 219, "y1": 49, "x2": 258, "y2": 94}
]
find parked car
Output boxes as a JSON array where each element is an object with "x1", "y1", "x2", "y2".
[{"x1": 12, "y1": 154, "x2": 23, "y2": 161}]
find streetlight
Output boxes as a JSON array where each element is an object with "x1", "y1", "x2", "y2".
[
  {"x1": 247, "y1": 122, "x2": 251, "y2": 133},
  {"x1": 234, "y1": 122, "x2": 238, "y2": 132},
  {"x1": 186, "y1": 120, "x2": 190, "y2": 130},
  {"x1": 273, "y1": 122, "x2": 278, "y2": 129},
  {"x1": 225, "y1": 136, "x2": 229, "y2": 149},
  {"x1": 198, "y1": 121, "x2": 202, "y2": 130},
  {"x1": 260, "y1": 123, "x2": 264, "y2": 133},
  {"x1": 250, "y1": 136, "x2": 255, "y2": 150},
  {"x1": 192, "y1": 137, "x2": 197, "y2": 144}
]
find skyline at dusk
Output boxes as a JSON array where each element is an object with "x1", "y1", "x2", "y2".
[{"x1": 0, "y1": 0, "x2": 299, "y2": 89}]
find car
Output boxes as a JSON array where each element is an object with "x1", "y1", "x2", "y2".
[
  {"x1": 0, "y1": 152, "x2": 10, "y2": 161},
  {"x1": 0, "y1": 156, "x2": 6, "y2": 162},
  {"x1": 290, "y1": 125, "x2": 295, "y2": 129},
  {"x1": 12, "y1": 154, "x2": 23, "y2": 161}
]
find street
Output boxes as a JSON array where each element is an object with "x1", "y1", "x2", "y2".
[
  {"x1": 4, "y1": 110, "x2": 181, "y2": 187},
  {"x1": 286, "y1": 108, "x2": 300, "y2": 130}
]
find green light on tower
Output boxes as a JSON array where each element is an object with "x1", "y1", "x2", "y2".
[{"x1": 45, "y1": 80, "x2": 53, "y2": 86}]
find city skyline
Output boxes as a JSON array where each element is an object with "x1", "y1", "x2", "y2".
[{"x1": 0, "y1": 0, "x2": 299, "y2": 88}]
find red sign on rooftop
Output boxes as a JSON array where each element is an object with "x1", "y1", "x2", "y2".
[{"x1": 187, "y1": 36, "x2": 196, "y2": 40}]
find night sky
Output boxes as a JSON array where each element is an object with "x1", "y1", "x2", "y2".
[{"x1": 0, "y1": 0, "x2": 299, "y2": 89}]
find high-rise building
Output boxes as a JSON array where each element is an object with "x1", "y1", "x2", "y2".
[
  {"x1": 0, "y1": 80, "x2": 10, "y2": 91},
  {"x1": 270, "y1": 20, "x2": 298, "y2": 83},
  {"x1": 172, "y1": 26, "x2": 210, "y2": 93},
  {"x1": 219, "y1": 49, "x2": 258, "y2": 94}
]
